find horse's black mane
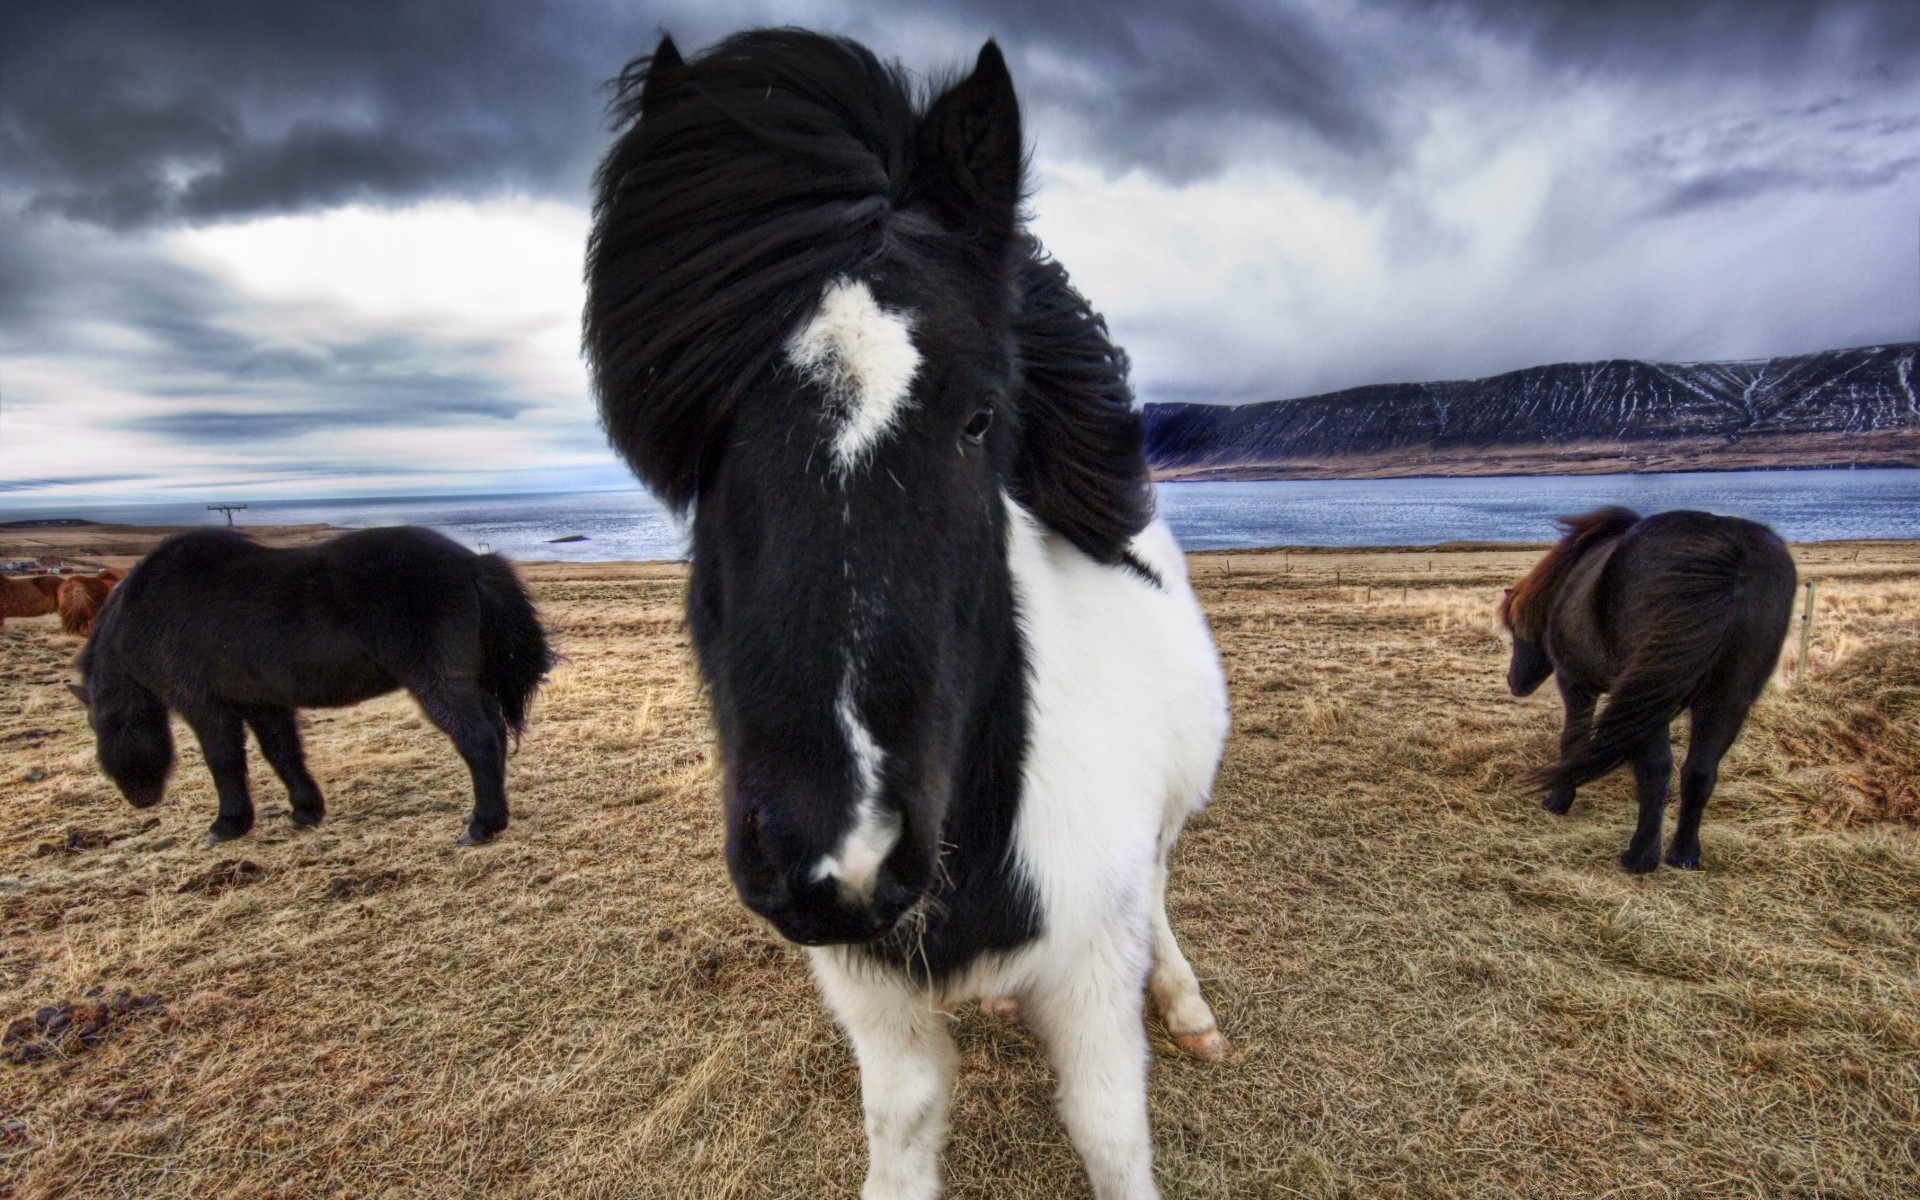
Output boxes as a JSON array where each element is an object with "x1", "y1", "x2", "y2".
[{"x1": 585, "y1": 28, "x2": 1152, "y2": 564}]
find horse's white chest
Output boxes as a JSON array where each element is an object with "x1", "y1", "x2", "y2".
[{"x1": 994, "y1": 499, "x2": 1229, "y2": 989}]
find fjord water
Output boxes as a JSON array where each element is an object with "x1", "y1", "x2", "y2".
[
  {"x1": 1157, "y1": 468, "x2": 1919, "y2": 550},
  {"x1": 23, "y1": 468, "x2": 1916, "y2": 560}
]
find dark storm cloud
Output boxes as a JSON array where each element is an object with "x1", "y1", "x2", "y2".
[
  {"x1": 0, "y1": 0, "x2": 656, "y2": 230},
  {"x1": 1415, "y1": 0, "x2": 1920, "y2": 66},
  {"x1": 901, "y1": 0, "x2": 1387, "y2": 177},
  {"x1": 0, "y1": 0, "x2": 1398, "y2": 229},
  {"x1": 7, "y1": 0, "x2": 1920, "y2": 231}
]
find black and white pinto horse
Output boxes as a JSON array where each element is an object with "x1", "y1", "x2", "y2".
[{"x1": 588, "y1": 30, "x2": 1229, "y2": 1199}]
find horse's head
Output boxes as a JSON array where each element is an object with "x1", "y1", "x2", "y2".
[
  {"x1": 70, "y1": 673, "x2": 173, "y2": 809},
  {"x1": 1497, "y1": 587, "x2": 1551, "y2": 696},
  {"x1": 589, "y1": 31, "x2": 1148, "y2": 945}
]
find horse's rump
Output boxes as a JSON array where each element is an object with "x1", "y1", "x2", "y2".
[
  {"x1": 1, "y1": 575, "x2": 63, "y2": 620},
  {"x1": 1535, "y1": 511, "x2": 1796, "y2": 793}
]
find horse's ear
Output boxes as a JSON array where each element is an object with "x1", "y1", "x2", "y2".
[
  {"x1": 640, "y1": 34, "x2": 686, "y2": 120},
  {"x1": 918, "y1": 40, "x2": 1022, "y2": 251},
  {"x1": 67, "y1": 683, "x2": 91, "y2": 709}
]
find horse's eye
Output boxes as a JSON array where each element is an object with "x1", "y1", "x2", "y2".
[{"x1": 962, "y1": 406, "x2": 994, "y2": 444}]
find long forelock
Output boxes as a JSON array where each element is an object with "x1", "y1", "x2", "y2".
[{"x1": 586, "y1": 31, "x2": 924, "y2": 511}]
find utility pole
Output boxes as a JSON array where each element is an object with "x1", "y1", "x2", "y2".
[{"x1": 207, "y1": 504, "x2": 248, "y2": 527}]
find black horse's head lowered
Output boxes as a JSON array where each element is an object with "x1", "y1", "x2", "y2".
[
  {"x1": 587, "y1": 31, "x2": 1151, "y2": 946},
  {"x1": 1498, "y1": 508, "x2": 1642, "y2": 698}
]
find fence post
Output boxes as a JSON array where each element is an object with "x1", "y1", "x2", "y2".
[{"x1": 1796, "y1": 578, "x2": 1817, "y2": 679}]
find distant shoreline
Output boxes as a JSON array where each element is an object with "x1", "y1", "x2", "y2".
[
  {"x1": 3, "y1": 520, "x2": 1910, "y2": 574},
  {"x1": 1151, "y1": 447, "x2": 1920, "y2": 483}
]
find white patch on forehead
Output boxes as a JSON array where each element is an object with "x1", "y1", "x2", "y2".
[
  {"x1": 786, "y1": 277, "x2": 920, "y2": 475},
  {"x1": 810, "y1": 667, "x2": 901, "y2": 902}
]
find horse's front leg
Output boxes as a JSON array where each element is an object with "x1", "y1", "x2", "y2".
[
  {"x1": 181, "y1": 701, "x2": 253, "y2": 845},
  {"x1": 1148, "y1": 850, "x2": 1228, "y2": 1061},
  {"x1": 1544, "y1": 679, "x2": 1595, "y2": 815},
  {"x1": 811, "y1": 950, "x2": 955, "y2": 1200},
  {"x1": 1026, "y1": 939, "x2": 1159, "y2": 1200}
]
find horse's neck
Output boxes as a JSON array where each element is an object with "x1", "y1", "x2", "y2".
[{"x1": 1548, "y1": 535, "x2": 1626, "y2": 671}]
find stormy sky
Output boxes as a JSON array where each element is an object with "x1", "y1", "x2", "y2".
[{"x1": 4, "y1": 0, "x2": 1918, "y2": 508}]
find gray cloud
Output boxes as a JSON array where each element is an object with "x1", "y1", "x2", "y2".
[
  {"x1": 9, "y1": 0, "x2": 1916, "y2": 229},
  {"x1": 0, "y1": 213, "x2": 538, "y2": 454},
  {"x1": 5, "y1": 0, "x2": 1920, "y2": 508},
  {"x1": 1411, "y1": 0, "x2": 1920, "y2": 68},
  {"x1": 0, "y1": 0, "x2": 649, "y2": 229},
  {"x1": 1622, "y1": 100, "x2": 1920, "y2": 216}
]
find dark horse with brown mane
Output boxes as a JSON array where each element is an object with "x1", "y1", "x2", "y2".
[
  {"x1": 1500, "y1": 508, "x2": 1796, "y2": 872},
  {"x1": 72, "y1": 527, "x2": 552, "y2": 847}
]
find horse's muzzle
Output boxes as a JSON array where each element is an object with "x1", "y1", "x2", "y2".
[
  {"x1": 122, "y1": 784, "x2": 165, "y2": 809},
  {"x1": 736, "y1": 868, "x2": 920, "y2": 946}
]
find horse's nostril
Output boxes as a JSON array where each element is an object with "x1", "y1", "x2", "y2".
[{"x1": 728, "y1": 804, "x2": 793, "y2": 913}]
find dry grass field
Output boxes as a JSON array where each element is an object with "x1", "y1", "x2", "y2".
[{"x1": 1, "y1": 540, "x2": 1916, "y2": 1199}]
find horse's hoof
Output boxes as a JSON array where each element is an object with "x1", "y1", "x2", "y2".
[
  {"x1": 456, "y1": 828, "x2": 497, "y2": 847},
  {"x1": 202, "y1": 829, "x2": 248, "y2": 848},
  {"x1": 980, "y1": 997, "x2": 1020, "y2": 1021},
  {"x1": 1174, "y1": 1027, "x2": 1232, "y2": 1062},
  {"x1": 1619, "y1": 849, "x2": 1660, "y2": 874},
  {"x1": 290, "y1": 810, "x2": 324, "y2": 829},
  {"x1": 1665, "y1": 850, "x2": 1702, "y2": 871},
  {"x1": 1541, "y1": 791, "x2": 1573, "y2": 816}
]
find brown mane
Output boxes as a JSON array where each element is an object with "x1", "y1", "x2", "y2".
[
  {"x1": 58, "y1": 572, "x2": 122, "y2": 637},
  {"x1": 1500, "y1": 507, "x2": 1642, "y2": 640}
]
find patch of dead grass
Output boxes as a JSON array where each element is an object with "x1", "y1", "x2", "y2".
[{"x1": 0, "y1": 542, "x2": 1916, "y2": 1197}]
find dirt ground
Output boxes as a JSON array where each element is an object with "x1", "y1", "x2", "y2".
[{"x1": 0, "y1": 538, "x2": 1915, "y2": 1199}]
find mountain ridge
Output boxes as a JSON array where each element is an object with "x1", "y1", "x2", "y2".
[{"x1": 1143, "y1": 342, "x2": 1920, "y2": 480}]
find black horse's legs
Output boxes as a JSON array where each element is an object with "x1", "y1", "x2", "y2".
[
  {"x1": 1544, "y1": 680, "x2": 1595, "y2": 815},
  {"x1": 242, "y1": 706, "x2": 325, "y2": 827},
  {"x1": 1621, "y1": 730, "x2": 1674, "y2": 873},
  {"x1": 1666, "y1": 701, "x2": 1746, "y2": 870},
  {"x1": 182, "y1": 702, "x2": 253, "y2": 844},
  {"x1": 413, "y1": 685, "x2": 509, "y2": 845}
]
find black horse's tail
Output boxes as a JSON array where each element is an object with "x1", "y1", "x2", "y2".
[
  {"x1": 1536, "y1": 548, "x2": 1744, "y2": 795},
  {"x1": 473, "y1": 555, "x2": 553, "y2": 737}
]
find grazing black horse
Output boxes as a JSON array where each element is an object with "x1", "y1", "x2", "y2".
[
  {"x1": 588, "y1": 29, "x2": 1230, "y2": 1200},
  {"x1": 1500, "y1": 508, "x2": 1796, "y2": 872},
  {"x1": 72, "y1": 527, "x2": 552, "y2": 847}
]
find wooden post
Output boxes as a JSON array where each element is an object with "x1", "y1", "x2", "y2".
[{"x1": 1796, "y1": 579, "x2": 1817, "y2": 679}]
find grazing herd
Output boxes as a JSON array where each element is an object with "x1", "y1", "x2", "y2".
[
  {"x1": 1, "y1": 568, "x2": 122, "y2": 636},
  {"x1": 15, "y1": 28, "x2": 1800, "y2": 1200}
]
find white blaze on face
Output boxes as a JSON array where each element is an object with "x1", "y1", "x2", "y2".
[
  {"x1": 786, "y1": 278, "x2": 920, "y2": 475},
  {"x1": 810, "y1": 667, "x2": 902, "y2": 903}
]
